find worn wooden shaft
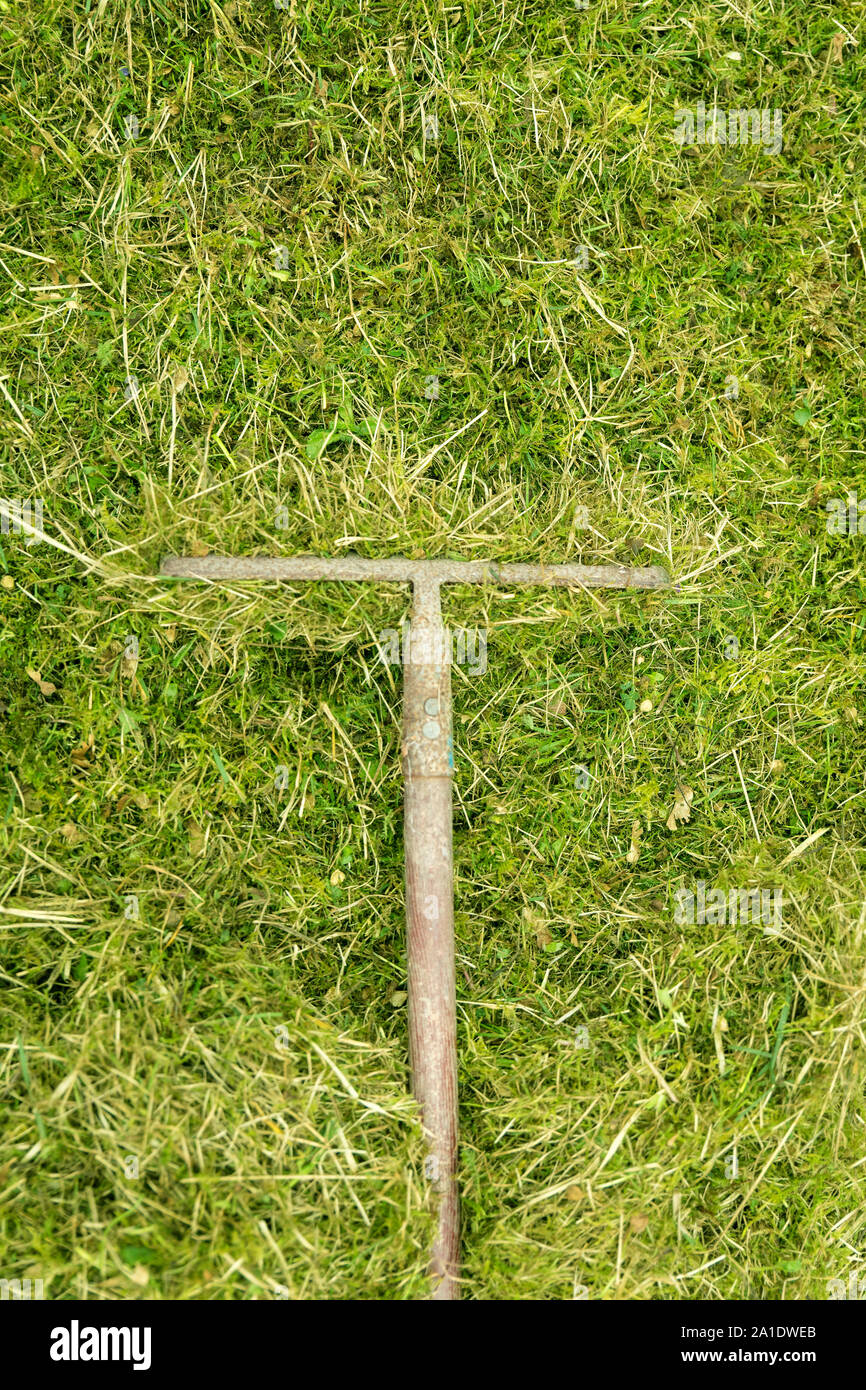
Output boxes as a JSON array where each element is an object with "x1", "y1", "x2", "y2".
[
  {"x1": 401, "y1": 578, "x2": 459, "y2": 1300},
  {"x1": 162, "y1": 554, "x2": 669, "y2": 591}
]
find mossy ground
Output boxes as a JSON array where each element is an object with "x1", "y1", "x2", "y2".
[{"x1": 0, "y1": 0, "x2": 864, "y2": 1299}]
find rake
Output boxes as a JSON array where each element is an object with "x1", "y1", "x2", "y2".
[{"x1": 161, "y1": 553, "x2": 669, "y2": 1299}]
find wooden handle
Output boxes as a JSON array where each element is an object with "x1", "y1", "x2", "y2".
[{"x1": 401, "y1": 579, "x2": 459, "y2": 1300}]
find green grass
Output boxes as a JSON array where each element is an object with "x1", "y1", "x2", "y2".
[{"x1": 0, "y1": 0, "x2": 864, "y2": 1299}]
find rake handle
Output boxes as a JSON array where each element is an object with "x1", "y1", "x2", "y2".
[{"x1": 402, "y1": 579, "x2": 459, "y2": 1299}]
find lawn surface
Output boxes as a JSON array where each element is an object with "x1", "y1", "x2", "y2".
[{"x1": 0, "y1": 0, "x2": 864, "y2": 1299}]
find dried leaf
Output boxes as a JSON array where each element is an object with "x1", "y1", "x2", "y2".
[
  {"x1": 70, "y1": 733, "x2": 95, "y2": 769},
  {"x1": 630, "y1": 1212, "x2": 649, "y2": 1234},
  {"x1": 26, "y1": 667, "x2": 57, "y2": 697},
  {"x1": 523, "y1": 905, "x2": 552, "y2": 947},
  {"x1": 666, "y1": 785, "x2": 694, "y2": 831},
  {"x1": 566, "y1": 1185, "x2": 585, "y2": 1203},
  {"x1": 626, "y1": 819, "x2": 642, "y2": 865}
]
